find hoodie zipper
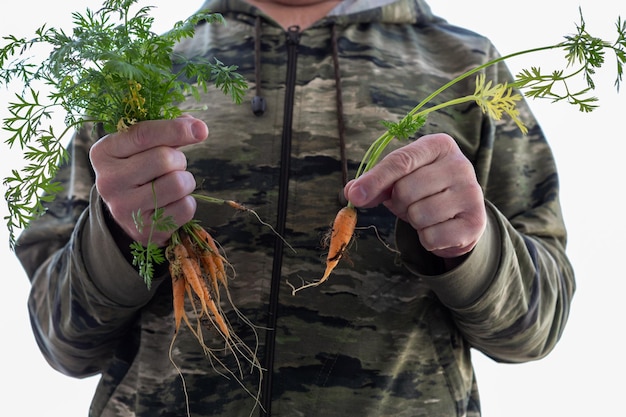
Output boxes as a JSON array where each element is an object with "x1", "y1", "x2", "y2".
[{"x1": 260, "y1": 25, "x2": 301, "y2": 417}]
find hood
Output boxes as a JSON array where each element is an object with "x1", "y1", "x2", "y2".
[{"x1": 197, "y1": 0, "x2": 443, "y2": 26}]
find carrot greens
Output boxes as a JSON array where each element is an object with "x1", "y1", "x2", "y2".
[
  {"x1": 355, "y1": 9, "x2": 625, "y2": 181},
  {"x1": 0, "y1": 0, "x2": 247, "y2": 251}
]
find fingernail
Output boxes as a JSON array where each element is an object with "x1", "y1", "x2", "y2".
[{"x1": 190, "y1": 120, "x2": 207, "y2": 141}]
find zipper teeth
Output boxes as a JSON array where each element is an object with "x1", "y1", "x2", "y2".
[{"x1": 260, "y1": 25, "x2": 301, "y2": 417}]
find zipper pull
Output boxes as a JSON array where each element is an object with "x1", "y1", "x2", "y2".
[{"x1": 286, "y1": 25, "x2": 301, "y2": 45}]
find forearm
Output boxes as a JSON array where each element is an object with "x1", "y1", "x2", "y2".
[
  {"x1": 397, "y1": 202, "x2": 575, "y2": 362},
  {"x1": 460, "y1": 206, "x2": 573, "y2": 362},
  {"x1": 15, "y1": 126, "x2": 164, "y2": 376},
  {"x1": 19, "y1": 188, "x2": 164, "y2": 376}
]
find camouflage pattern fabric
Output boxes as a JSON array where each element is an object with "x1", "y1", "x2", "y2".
[{"x1": 15, "y1": 0, "x2": 575, "y2": 416}]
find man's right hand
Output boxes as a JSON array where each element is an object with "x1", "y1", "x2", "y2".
[{"x1": 89, "y1": 115, "x2": 209, "y2": 247}]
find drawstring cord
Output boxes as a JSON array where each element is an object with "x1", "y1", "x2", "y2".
[
  {"x1": 331, "y1": 23, "x2": 350, "y2": 207},
  {"x1": 252, "y1": 16, "x2": 267, "y2": 116},
  {"x1": 251, "y1": 18, "x2": 348, "y2": 190},
  {"x1": 331, "y1": 23, "x2": 348, "y2": 189}
]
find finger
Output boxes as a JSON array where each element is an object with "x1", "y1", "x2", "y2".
[
  {"x1": 401, "y1": 188, "x2": 469, "y2": 230},
  {"x1": 109, "y1": 171, "x2": 197, "y2": 245},
  {"x1": 132, "y1": 195, "x2": 198, "y2": 247},
  {"x1": 93, "y1": 145, "x2": 189, "y2": 201},
  {"x1": 129, "y1": 146, "x2": 190, "y2": 188},
  {"x1": 418, "y1": 216, "x2": 485, "y2": 258},
  {"x1": 406, "y1": 191, "x2": 486, "y2": 258},
  {"x1": 344, "y1": 179, "x2": 391, "y2": 208},
  {"x1": 347, "y1": 133, "x2": 456, "y2": 207},
  {"x1": 99, "y1": 117, "x2": 208, "y2": 159},
  {"x1": 147, "y1": 196, "x2": 198, "y2": 247},
  {"x1": 105, "y1": 167, "x2": 196, "y2": 214},
  {"x1": 384, "y1": 164, "x2": 454, "y2": 213},
  {"x1": 148, "y1": 170, "x2": 197, "y2": 208}
]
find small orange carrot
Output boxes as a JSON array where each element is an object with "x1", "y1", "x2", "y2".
[
  {"x1": 174, "y1": 241, "x2": 208, "y2": 315},
  {"x1": 201, "y1": 250, "x2": 220, "y2": 294},
  {"x1": 179, "y1": 229, "x2": 231, "y2": 339},
  {"x1": 321, "y1": 205, "x2": 358, "y2": 282},
  {"x1": 289, "y1": 205, "x2": 357, "y2": 295},
  {"x1": 192, "y1": 258, "x2": 231, "y2": 339},
  {"x1": 225, "y1": 199, "x2": 248, "y2": 212},
  {"x1": 168, "y1": 246, "x2": 190, "y2": 334},
  {"x1": 193, "y1": 225, "x2": 229, "y2": 289},
  {"x1": 171, "y1": 272, "x2": 187, "y2": 333},
  {"x1": 202, "y1": 288, "x2": 230, "y2": 339},
  {"x1": 181, "y1": 234, "x2": 203, "y2": 278}
]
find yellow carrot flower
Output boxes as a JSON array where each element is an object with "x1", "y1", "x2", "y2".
[{"x1": 473, "y1": 74, "x2": 527, "y2": 134}]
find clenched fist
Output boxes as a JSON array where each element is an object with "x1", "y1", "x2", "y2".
[
  {"x1": 89, "y1": 115, "x2": 208, "y2": 247},
  {"x1": 345, "y1": 133, "x2": 486, "y2": 260}
]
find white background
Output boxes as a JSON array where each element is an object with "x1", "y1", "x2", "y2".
[{"x1": 1, "y1": 1, "x2": 624, "y2": 415}]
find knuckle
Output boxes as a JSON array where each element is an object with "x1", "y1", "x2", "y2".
[
  {"x1": 171, "y1": 170, "x2": 196, "y2": 194},
  {"x1": 421, "y1": 132, "x2": 456, "y2": 151},
  {"x1": 95, "y1": 175, "x2": 118, "y2": 197},
  {"x1": 418, "y1": 229, "x2": 439, "y2": 253},
  {"x1": 168, "y1": 196, "x2": 197, "y2": 228},
  {"x1": 88, "y1": 134, "x2": 111, "y2": 165},
  {"x1": 153, "y1": 147, "x2": 183, "y2": 173},
  {"x1": 130, "y1": 123, "x2": 152, "y2": 149},
  {"x1": 382, "y1": 146, "x2": 419, "y2": 177},
  {"x1": 154, "y1": 146, "x2": 176, "y2": 166},
  {"x1": 180, "y1": 195, "x2": 197, "y2": 218},
  {"x1": 391, "y1": 147, "x2": 417, "y2": 169}
]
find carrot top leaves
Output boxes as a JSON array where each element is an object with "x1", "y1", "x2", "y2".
[
  {"x1": 0, "y1": 0, "x2": 248, "y2": 248},
  {"x1": 354, "y1": 9, "x2": 625, "y2": 183},
  {"x1": 130, "y1": 183, "x2": 178, "y2": 288}
]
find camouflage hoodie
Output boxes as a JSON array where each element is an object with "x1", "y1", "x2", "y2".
[{"x1": 16, "y1": 0, "x2": 575, "y2": 416}]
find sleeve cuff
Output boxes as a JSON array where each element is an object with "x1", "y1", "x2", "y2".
[
  {"x1": 396, "y1": 202, "x2": 502, "y2": 308},
  {"x1": 79, "y1": 187, "x2": 166, "y2": 307}
]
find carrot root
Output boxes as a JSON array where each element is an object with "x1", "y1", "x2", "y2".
[
  {"x1": 167, "y1": 216, "x2": 266, "y2": 416},
  {"x1": 170, "y1": 267, "x2": 187, "y2": 333},
  {"x1": 322, "y1": 205, "x2": 358, "y2": 280},
  {"x1": 289, "y1": 205, "x2": 357, "y2": 295}
]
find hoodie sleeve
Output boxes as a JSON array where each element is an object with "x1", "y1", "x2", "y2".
[
  {"x1": 15, "y1": 124, "x2": 167, "y2": 377},
  {"x1": 397, "y1": 202, "x2": 574, "y2": 363}
]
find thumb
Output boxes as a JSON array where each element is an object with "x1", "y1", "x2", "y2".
[{"x1": 344, "y1": 175, "x2": 392, "y2": 208}]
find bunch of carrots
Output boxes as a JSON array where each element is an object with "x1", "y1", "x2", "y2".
[
  {"x1": 164, "y1": 197, "x2": 285, "y2": 341},
  {"x1": 166, "y1": 217, "x2": 264, "y2": 416},
  {"x1": 162, "y1": 198, "x2": 271, "y2": 358},
  {"x1": 167, "y1": 222, "x2": 231, "y2": 339}
]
